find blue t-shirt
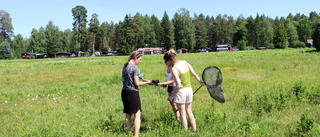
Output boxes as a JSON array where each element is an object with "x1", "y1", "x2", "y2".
[{"x1": 122, "y1": 64, "x2": 140, "y2": 91}]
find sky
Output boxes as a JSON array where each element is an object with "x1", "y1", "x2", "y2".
[{"x1": 2, "y1": 0, "x2": 320, "y2": 38}]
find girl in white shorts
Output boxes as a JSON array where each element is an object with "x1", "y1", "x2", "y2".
[{"x1": 163, "y1": 49, "x2": 205, "y2": 132}]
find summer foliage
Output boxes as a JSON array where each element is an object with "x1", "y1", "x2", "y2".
[
  {"x1": 1, "y1": 49, "x2": 319, "y2": 136},
  {"x1": 1, "y1": 8, "x2": 320, "y2": 59}
]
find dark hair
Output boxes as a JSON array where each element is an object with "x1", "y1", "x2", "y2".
[
  {"x1": 163, "y1": 49, "x2": 177, "y2": 62},
  {"x1": 124, "y1": 51, "x2": 142, "y2": 67}
]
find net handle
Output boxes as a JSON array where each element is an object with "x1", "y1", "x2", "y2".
[
  {"x1": 193, "y1": 85, "x2": 202, "y2": 95},
  {"x1": 193, "y1": 66, "x2": 221, "y2": 95}
]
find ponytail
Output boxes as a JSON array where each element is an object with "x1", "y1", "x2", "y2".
[
  {"x1": 124, "y1": 51, "x2": 142, "y2": 67},
  {"x1": 164, "y1": 49, "x2": 177, "y2": 62}
]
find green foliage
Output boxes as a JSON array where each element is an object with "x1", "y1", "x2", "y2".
[
  {"x1": 285, "y1": 19, "x2": 300, "y2": 48},
  {"x1": 2, "y1": 39, "x2": 12, "y2": 59},
  {"x1": 0, "y1": 10, "x2": 14, "y2": 41},
  {"x1": 45, "y1": 21, "x2": 61, "y2": 57},
  {"x1": 237, "y1": 39, "x2": 249, "y2": 50},
  {"x1": 298, "y1": 16, "x2": 312, "y2": 45},
  {"x1": 161, "y1": 11, "x2": 174, "y2": 50},
  {"x1": 233, "y1": 21, "x2": 248, "y2": 47},
  {"x1": 72, "y1": 5, "x2": 88, "y2": 53},
  {"x1": 194, "y1": 13, "x2": 208, "y2": 50},
  {"x1": 274, "y1": 23, "x2": 288, "y2": 48},
  {"x1": 312, "y1": 23, "x2": 320, "y2": 51},
  {"x1": 292, "y1": 40, "x2": 305, "y2": 48},
  {"x1": 132, "y1": 13, "x2": 145, "y2": 49},
  {"x1": 173, "y1": 8, "x2": 196, "y2": 52},
  {"x1": 296, "y1": 113, "x2": 315, "y2": 135},
  {"x1": 151, "y1": 15, "x2": 162, "y2": 47},
  {"x1": 29, "y1": 54, "x2": 35, "y2": 59}
]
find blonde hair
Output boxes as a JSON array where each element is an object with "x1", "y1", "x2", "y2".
[
  {"x1": 163, "y1": 49, "x2": 177, "y2": 63},
  {"x1": 124, "y1": 51, "x2": 142, "y2": 67}
]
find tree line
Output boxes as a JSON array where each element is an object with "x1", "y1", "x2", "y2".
[{"x1": 1, "y1": 7, "x2": 320, "y2": 59}]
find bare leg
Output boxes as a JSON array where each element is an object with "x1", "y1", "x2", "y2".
[
  {"x1": 177, "y1": 103, "x2": 188, "y2": 131},
  {"x1": 185, "y1": 103, "x2": 197, "y2": 132},
  {"x1": 125, "y1": 114, "x2": 132, "y2": 134},
  {"x1": 169, "y1": 96, "x2": 180, "y2": 121},
  {"x1": 134, "y1": 110, "x2": 141, "y2": 137}
]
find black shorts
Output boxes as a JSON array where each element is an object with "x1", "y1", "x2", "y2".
[
  {"x1": 167, "y1": 85, "x2": 175, "y2": 94},
  {"x1": 121, "y1": 89, "x2": 142, "y2": 114}
]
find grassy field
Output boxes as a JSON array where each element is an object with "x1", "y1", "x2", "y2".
[{"x1": 1, "y1": 48, "x2": 320, "y2": 136}]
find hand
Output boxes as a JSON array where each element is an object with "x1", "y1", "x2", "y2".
[
  {"x1": 168, "y1": 95, "x2": 174, "y2": 102},
  {"x1": 161, "y1": 84, "x2": 167, "y2": 88},
  {"x1": 200, "y1": 81, "x2": 205, "y2": 86},
  {"x1": 147, "y1": 81, "x2": 154, "y2": 85}
]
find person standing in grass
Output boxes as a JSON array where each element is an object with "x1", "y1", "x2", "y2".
[
  {"x1": 164, "y1": 49, "x2": 205, "y2": 132},
  {"x1": 121, "y1": 51, "x2": 152, "y2": 137},
  {"x1": 157, "y1": 50, "x2": 180, "y2": 122}
]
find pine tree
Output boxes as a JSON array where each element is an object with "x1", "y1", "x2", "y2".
[
  {"x1": 2, "y1": 39, "x2": 12, "y2": 59},
  {"x1": 161, "y1": 11, "x2": 174, "y2": 50},
  {"x1": 12, "y1": 34, "x2": 26, "y2": 57},
  {"x1": 312, "y1": 23, "x2": 320, "y2": 51},
  {"x1": 142, "y1": 15, "x2": 156, "y2": 47},
  {"x1": 285, "y1": 19, "x2": 302, "y2": 48},
  {"x1": 0, "y1": 10, "x2": 14, "y2": 42},
  {"x1": 151, "y1": 15, "x2": 162, "y2": 47},
  {"x1": 119, "y1": 15, "x2": 135, "y2": 55},
  {"x1": 72, "y1": 5, "x2": 88, "y2": 56},
  {"x1": 29, "y1": 28, "x2": 41, "y2": 53},
  {"x1": 273, "y1": 23, "x2": 288, "y2": 49},
  {"x1": 194, "y1": 13, "x2": 208, "y2": 50},
  {"x1": 173, "y1": 8, "x2": 195, "y2": 52},
  {"x1": 206, "y1": 16, "x2": 216, "y2": 50},
  {"x1": 45, "y1": 21, "x2": 61, "y2": 57},
  {"x1": 132, "y1": 13, "x2": 144, "y2": 49},
  {"x1": 298, "y1": 16, "x2": 312, "y2": 46},
  {"x1": 89, "y1": 13, "x2": 100, "y2": 55}
]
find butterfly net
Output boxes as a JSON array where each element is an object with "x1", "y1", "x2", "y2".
[{"x1": 202, "y1": 66, "x2": 225, "y2": 103}]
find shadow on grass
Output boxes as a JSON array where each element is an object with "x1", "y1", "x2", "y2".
[{"x1": 303, "y1": 49, "x2": 319, "y2": 53}]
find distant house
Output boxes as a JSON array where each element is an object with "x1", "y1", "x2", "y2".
[
  {"x1": 216, "y1": 44, "x2": 232, "y2": 52},
  {"x1": 307, "y1": 39, "x2": 313, "y2": 48},
  {"x1": 137, "y1": 47, "x2": 163, "y2": 55},
  {"x1": 21, "y1": 53, "x2": 47, "y2": 59},
  {"x1": 177, "y1": 48, "x2": 188, "y2": 54},
  {"x1": 196, "y1": 47, "x2": 212, "y2": 53},
  {"x1": 21, "y1": 53, "x2": 36, "y2": 59},
  {"x1": 55, "y1": 52, "x2": 71, "y2": 58},
  {"x1": 70, "y1": 51, "x2": 87, "y2": 57}
]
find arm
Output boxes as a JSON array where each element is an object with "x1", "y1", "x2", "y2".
[
  {"x1": 168, "y1": 67, "x2": 181, "y2": 101},
  {"x1": 158, "y1": 77, "x2": 175, "y2": 86},
  {"x1": 187, "y1": 62, "x2": 205, "y2": 86},
  {"x1": 158, "y1": 67, "x2": 175, "y2": 86},
  {"x1": 134, "y1": 75, "x2": 152, "y2": 86}
]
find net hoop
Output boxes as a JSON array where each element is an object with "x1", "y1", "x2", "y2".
[{"x1": 202, "y1": 66, "x2": 225, "y2": 103}]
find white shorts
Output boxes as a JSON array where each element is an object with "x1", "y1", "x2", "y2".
[{"x1": 174, "y1": 87, "x2": 193, "y2": 103}]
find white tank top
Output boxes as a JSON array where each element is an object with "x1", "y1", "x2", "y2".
[{"x1": 167, "y1": 67, "x2": 175, "y2": 86}]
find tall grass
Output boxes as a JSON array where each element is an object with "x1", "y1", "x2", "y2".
[{"x1": 1, "y1": 48, "x2": 319, "y2": 136}]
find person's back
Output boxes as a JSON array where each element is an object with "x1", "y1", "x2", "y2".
[{"x1": 173, "y1": 60, "x2": 191, "y2": 89}]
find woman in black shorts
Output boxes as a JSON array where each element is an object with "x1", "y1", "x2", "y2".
[{"x1": 122, "y1": 51, "x2": 152, "y2": 137}]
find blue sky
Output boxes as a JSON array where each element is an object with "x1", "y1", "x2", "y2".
[{"x1": 2, "y1": 0, "x2": 320, "y2": 38}]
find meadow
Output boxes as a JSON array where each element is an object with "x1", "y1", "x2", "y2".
[{"x1": 1, "y1": 48, "x2": 319, "y2": 136}]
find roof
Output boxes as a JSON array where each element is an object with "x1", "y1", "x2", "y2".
[
  {"x1": 55, "y1": 52, "x2": 71, "y2": 55},
  {"x1": 21, "y1": 53, "x2": 36, "y2": 55},
  {"x1": 137, "y1": 47, "x2": 163, "y2": 51}
]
